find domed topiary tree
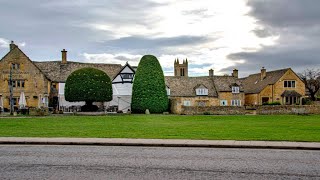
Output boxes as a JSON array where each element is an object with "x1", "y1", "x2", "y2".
[
  {"x1": 65, "y1": 67, "x2": 112, "y2": 111},
  {"x1": 131, "y1": 55, "x2": 169, "y2": 113}
]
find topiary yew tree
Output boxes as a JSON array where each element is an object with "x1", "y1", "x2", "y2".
[
  {"x1": 65, "y1": 67, "x2": 112, "y2": 107},
  {"x1": 131, "y1": 55, "x2": 169, "y2": 113}
]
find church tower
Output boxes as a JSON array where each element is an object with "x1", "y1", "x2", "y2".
[{"x1": 174, "y1": 58, "x2": 188, "y2": 77}]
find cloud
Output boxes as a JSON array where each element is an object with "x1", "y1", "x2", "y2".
[
  {"x1": 226, "y1": 0, "x2": 320, "y2": 77},
  {"x1": 0, "y1": 38, "x2": 26, "y2": 49}
]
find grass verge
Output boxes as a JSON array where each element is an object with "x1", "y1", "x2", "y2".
[{"x1": 0, "y1": 115, "x2": 319, "y2": 142}]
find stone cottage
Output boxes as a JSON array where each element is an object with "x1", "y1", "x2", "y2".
[
  {"x1": 0, "y1": 41, "x2": 122, "y2": 111},
  {"x1": 240, "y1": 67, "x2": 305, "y2": 105},
  {"x1": 166, "y1": 59, "x2": 245, "y2": 114}
]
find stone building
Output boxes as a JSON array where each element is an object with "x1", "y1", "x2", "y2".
[
  {"x1": 166, "y1": 60, "x2": 244, "y2": 114},
  {"x1": 240, "y1": 67, "x2": 305, "y2": 105},
  {"x1": 0, "y1": 42, "x2": 52, "y2": 110},
  {"x1": 0, "y1": 42, "x2": 122, "y2": 111}
]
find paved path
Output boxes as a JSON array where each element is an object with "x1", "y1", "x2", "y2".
[{"x1": 0, "y1": 137, "x2": 320, "y2": 150}]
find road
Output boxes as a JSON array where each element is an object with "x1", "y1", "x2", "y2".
[{"x1": 0, "y1": 145, "x2": 319, "y2": 179}]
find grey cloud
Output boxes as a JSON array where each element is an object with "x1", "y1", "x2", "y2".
[
  {"x1": 103, "y1": 35, "x2": 210, "y2": 51},
  {"x1": 226, "y1": 0, "x2": 320, "y2": 77},
  {"x1": 248, "y1": 0, "x2": 320, "y2": 28}
]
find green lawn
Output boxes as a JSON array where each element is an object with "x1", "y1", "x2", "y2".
[{"x1": 0, "y1": 115, "x2": 319, "y2": 142}]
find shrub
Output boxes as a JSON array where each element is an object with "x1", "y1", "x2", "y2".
[
  {"x1": 65, "y1": 67, "x2": 112, "y2": 110},
  {"x1": 131, "y1": 55, "x2": 169, "y2": 113},
  {"x1": 262, "y1": 102, "x2": 281, "y2": 105}
]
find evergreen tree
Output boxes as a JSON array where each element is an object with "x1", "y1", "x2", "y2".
[
  {"x1": 131, "y1": 55, "x2": 169, "y2": 113},
  {"x1": 65, "y1": 67, "x2": 112, "y2": 109}
]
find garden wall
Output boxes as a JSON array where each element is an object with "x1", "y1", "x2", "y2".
[
  {"x1": 177, "y1": 105, "x2": 320, "y2": 115},
  {"x1": 180, "y1": 106, "x2": 246, "y2": 115},
  {"x1": 256, "y1": 105, "x2": 320, "y2": 115}
]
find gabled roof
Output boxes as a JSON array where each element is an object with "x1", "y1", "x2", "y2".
[
  {"x1": 112, "y1": 62, "x2": 135, "y2": 82},
  {"x1": 34, "y1": 61, "x2": 122, "y2": 82},
  {"x1": 165, "y1": 76, "x2": 218, "y2": 97},
  {"x1": 240, "y1": 68, "x2": 289, "y2": 94},
  {"x1": 194, "y1": 84, "x2": 208, "y2": 90},
  {"x1": 0, "y1": 46, "x2": 51, "y2": 81}
]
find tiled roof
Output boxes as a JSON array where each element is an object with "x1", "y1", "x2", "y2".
[
  {"x1": 165, "y1": 76, "x2": 218, "y2": 97},
  {"x1": 165, "y1": 75, "x2": 240, "y2": 97},
  {"x1": 213, "y1": 76, "x2": 243, "y2": 92},
  {"x1": 34, "y1": 61, "x2": 122, "y2": 82},
  {"x1": 240, "y1": 68, "x2": 289, "y2": 94}
]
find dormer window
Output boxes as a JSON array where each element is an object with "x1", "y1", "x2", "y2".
[
  {"x1": 196, "y1": 87, "x2": 208, "y2": 96},
  {"x1": 232, "y1": 86, "x2": 240, "y2": 93}
]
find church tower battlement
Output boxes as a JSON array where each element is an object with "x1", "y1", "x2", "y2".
[{"x1": 174, "y1": 58, "x2": 188, "y2": 77}]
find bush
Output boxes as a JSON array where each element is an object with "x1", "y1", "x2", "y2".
[
  {"x1": 65, "y1": 67, "x2": 112, "y2": 110},
  {"x1": 262, "y1": 102, "x2": 281, "y2": 105},
  {"x1": 131, "y1": 55, "x2": 169, "y2": 113}
]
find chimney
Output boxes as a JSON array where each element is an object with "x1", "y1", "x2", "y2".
[
  {"x1": 261, "y1": 67, "x2": 266, "y2": 80},
  {"x1": 61, "y1": 49, "x2": 67, "y2": 64},
  {"x1": 10, "y1": 41, "x2": 17, "y2": 51},
  {"x1": 209, "y1": 69, "x2": 214, "y2": 77},
  {"x1": 232, "y1": 69, "x2": 238, "y2": 78}
]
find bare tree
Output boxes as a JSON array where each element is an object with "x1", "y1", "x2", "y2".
[{"x1": 299, "y1": 69, "x2": 320, "y2": 101}]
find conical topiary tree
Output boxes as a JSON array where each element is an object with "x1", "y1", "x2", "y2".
[
  {"x1": 65, "y1": 67, "x2": 112, "y2": 111},
  {"x1": 131, "y1": 55, "x2": 169, "y2": 113}
]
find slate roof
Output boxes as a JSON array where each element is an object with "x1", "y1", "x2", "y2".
[
  {"x1": 34, "y1": 61, "x2": 122, "y2": 82},
  {"x1": 165, "y1": 75, "x2": 241, "y2": 97},
  {"x1": 240, "y1": 68, "x2": 289, "y2": 94}
]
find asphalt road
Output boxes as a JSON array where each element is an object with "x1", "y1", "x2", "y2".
[{"x1": 0, "y1": 145, "x2": 319, "y2": 179}]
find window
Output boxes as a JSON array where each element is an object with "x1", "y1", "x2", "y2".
[
  {"x1": 9, "y1": 80, "x2": 25, "y2": 88},
  {"x1": 231, "y1": 100, "x2": 241, "y2": 106},
  {"x1": 232, "y1": 86, "x2": 240, "y2": 93},
  {"x1": 284, "y1": 80, "x2": 296, "y2": 88},
  {"x1": 196, "y1": 88, "x2": 208, "y2": 96},
  {"x1": 11, "y1": 63, "x2": 20, "y2": 70},
  {"x1": 220, "y1": 100, "x2": 228, "y2": 106},
  {"x1": 121, "y1": 74, "x2": 133, "y2": 79},
  {"x1": 183, "y1": 100, "x2": 191, "y2": 106}
]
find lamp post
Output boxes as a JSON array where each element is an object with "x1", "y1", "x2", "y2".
[{"x1": 9, "y1": 64, "x2": 14, "y2": 115}]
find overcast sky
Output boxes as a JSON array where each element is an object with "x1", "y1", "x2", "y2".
[{"x1": 0, "y1": 0, "x2": 319, "y2": 77}]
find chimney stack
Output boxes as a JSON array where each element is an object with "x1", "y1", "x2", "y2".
[
  {"x1": 10, "y1": 41, "x2": 17, "y2": 51},
  {"x1": 232, "y1": 69, "x2": 238, "y2": 78},
  {"x1": 61, "y1": 49, "x2": 67, "y2": 64},
  {"x1": 261, "y1": 67, "x2": 266, "y2": 80},
  {"x1": 209, "y1": 69, "x2": 214, "y2": 77}
]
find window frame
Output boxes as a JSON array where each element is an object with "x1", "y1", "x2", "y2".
[
  {"x1": 284, "y1": 80, "x2": 296, "y2": 88},
  {"x1": 196, "y1": 88, "x2": 208, "y2": 96},
  {"x1": 232, "y1": 86, "x2": 240, "y2": 93},
  {"x1": 231, "y1": 99, "x2": 241, "y2": 106}
]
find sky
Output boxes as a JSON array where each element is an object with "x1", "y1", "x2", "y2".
[{"x1": 0, "y1": 0, "x2": 319, "y2": 77}]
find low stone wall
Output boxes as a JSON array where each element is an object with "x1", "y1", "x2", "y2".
[
  {"x1": 256, "y1": 105, "x2": 320, "y2": 115},
  {"x1": 180, "y1": 106, "x2": 246, "y2": 115}
]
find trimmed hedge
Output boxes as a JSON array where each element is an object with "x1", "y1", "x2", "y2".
[
  {"x1": 131, "y1": 55, "x2": 169, "y2": 113},
  {"x1": 65, "y1": 67, "x2": 112, "y2": 104}
]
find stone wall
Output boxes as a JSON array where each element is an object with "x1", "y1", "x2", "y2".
[
  {"x1": 256, "y1": 105, "x2": 320, "y2": 115},
  {"x1": 180, "y1": 106, "x2": 246, "y2": 115}
]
